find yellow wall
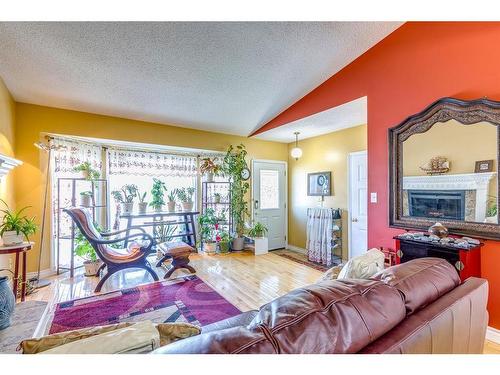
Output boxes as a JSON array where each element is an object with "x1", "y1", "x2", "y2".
[
  {"x1": 287, "y1": 125, "x2": 367, "y2": 258},
  {"x1": 0, "y1": 78, "x2": 16, "y2": 270},
  {"x1": 14, "y1": 103, "x2": 288, "y2": 272}
]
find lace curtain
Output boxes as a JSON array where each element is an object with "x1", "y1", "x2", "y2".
[
  {"x1": 306, "y1": 207, "x2": 334, "y2": 266},
  {"x1": 52, "y1": 137, "x2": 103, "y2": 176},
  {"x1": 107, "y1": 148, "x2": 197, "y2": 177}
]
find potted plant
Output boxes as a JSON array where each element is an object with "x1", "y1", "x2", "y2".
[
  {"x1": 73, "y1": 161, "x2": 100, "y2": 181},
  {"x1": 200, "y1": 157, "x2": 222, "y2": 182},
  {"x1": 217, "y1": 230, "x2": 231, "y2": 254},
  {"x1": 248, "y1": 222, "x2": 269, "y2": 255},
  {"x1": 167, "y1": 190, "x2": 177, "y2": 212},
  {"x1": 222, "y1": 144, "x2": 250, "y2": 251},
  {"x1": 111, "y1": 184, "x2": 138, "y2": 215},
  {"x1": 485, "y1": 196, "x2": 498, "y2": 224},
  {"x1": 213, "y1": 193, "x2": 222, "y2": 204},
  {"x1": 137, "y1": 189, "x2": 148, "y2": 214},
  {"x1": 80, "y1": 191, "x2": 93, "y2": 207},
  {"x1": 198, "y1": 208, "x2": 217, "y2": 253},
  {"x1": 74, "y1": 230, "x2": 102, "y2": 276},
  {"x1": 0, "y1": 200, "x2": 37, "y2": 246},
  {"x1": 177, "y1": 187, "x2": 195, "y2": 211},
  {"x1": 150, "y1": 178, "x2": 167, "y2": 212}
]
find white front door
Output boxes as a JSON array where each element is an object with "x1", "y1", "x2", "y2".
[
  {"x1": 349, "y1": 151, "x2": 368, "y2": 258},
  {"x1": 252, "y1": 161, "x2": 286, "y2": 250}
]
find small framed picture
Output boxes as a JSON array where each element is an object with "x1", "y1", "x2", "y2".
[
  {"x1": 474, "y1": 160, "x2": 494, "y2": 173},
  {"x1": 307, "y1": 171, "x2": 332, "y2": 196}
]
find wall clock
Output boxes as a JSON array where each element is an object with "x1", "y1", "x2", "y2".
[{"x1": 241, "y1": 167, "x2": 251, "y2": 180}]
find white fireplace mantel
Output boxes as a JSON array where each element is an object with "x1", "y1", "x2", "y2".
[
  {"x1": 0, "y1": 153, "x2": 22, "y2": 179},
  {"x1": 403, "y1": 172, "x2": 497, "y2": 222}
]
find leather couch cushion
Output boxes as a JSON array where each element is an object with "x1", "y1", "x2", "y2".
[
  {"x1": 372, "y1": 257, "x2": 460, "y2": 315},
  {"x1": 154, "y1": 279, "x2": 406, "y2": 354}
]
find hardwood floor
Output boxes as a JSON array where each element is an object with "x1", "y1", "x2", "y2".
[{"x1": 25, "y1": 250, "x2": 499, "y2": 354}]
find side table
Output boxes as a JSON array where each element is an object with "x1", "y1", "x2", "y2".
[{"x1": 0, "y1": 242, "x2": 34, "y2": 302}]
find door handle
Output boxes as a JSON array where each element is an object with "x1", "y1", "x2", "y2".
[
  {"x1": 254, "y1": 200, "x2": 259, "y2": 209},
  {"x1": 352, "y1": 218, "x2": 358, "y2": 222}
]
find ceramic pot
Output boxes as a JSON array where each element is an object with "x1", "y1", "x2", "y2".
[
  {"x1": 204, "y1": 173, "x2": 214, "y2": 182},
  {"x1": 167, "y1": 201, "x2": 176, "y2": 212},
  {"x1": 428, "y1": 222, "x2": 448, "y2": 238},
  {"x1": 138, "y1": 202, "x2": 148, "y2": 214},
  {"x1": 1, "y1": 231, "x2": 24, "y2": 246},
  {"x1": 80, "y1": 195, "x2": 92, "y2": 207},
  {"x1": 81, "y1": 170, "x2": 90, "y2": 180},
  {"x1": 231, "y1": 237, "x2": 245, "y2": 251},
  {"x1": 121, "y1": 202, "x2": 134, "y2": 215},
  {"x1": 0, "y1": 276, "x2": 15, "y2": 330},
  {"x1": 83, "y1": 260, "x2": 102, "y2": 277},
  {"x1": 182, "y1": 201, "x2": 194, "y2": 212}
]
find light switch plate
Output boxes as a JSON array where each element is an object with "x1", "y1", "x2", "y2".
[{"x1": 370, "y1": 192, "x2": 378, "y2": 203}]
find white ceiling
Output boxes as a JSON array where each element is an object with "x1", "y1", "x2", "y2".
[
  {"x1": 254, "y1": 96, "x2": 367, "y2": 143},
  {"x1": 0, "y1": 22, "x2": 401, "y2": 136}
]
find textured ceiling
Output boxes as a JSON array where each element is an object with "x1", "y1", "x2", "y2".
[
  {"x1": 254, "y1": 96, "x2": 367, "y2": 143},
  {"x1": 0, "y1": 22, "x2": 402, "y2": 136}
]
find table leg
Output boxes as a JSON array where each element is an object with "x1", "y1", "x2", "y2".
[
  {"x1": 21, "y1": 251, "x2": 27, "y2": 302},
  {"x1": 13, "y1": 252, "x2": 19, "y2": 301}
]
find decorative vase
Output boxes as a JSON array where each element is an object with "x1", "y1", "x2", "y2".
[
  {"x1": 0, "y1": 276, "x2": 15, "y2": 330},
  {"x1": 231, "y1": 237, "x2": 245, "y2": 251},
  {"x1": 167, "y1": 201, "x2": 176, "y2": 212},
  {"x1": 121, "y1": 202, "x2": 134, "y2": 215},
  {"x1": 182, "y1": 201, "x2": 194, "y2": 211},
  {"x1": 83, "y1": 260, "x2": 102, "y2": 277},
  {"x1": 219, "y1": 241, "x2": 230, "y2": 253},
  {"x1": 204, "y1": 173, "x2": 214, "y2": 182},
  {"x1": 138, "y1": 202, "x2": 148, "y2": 214},
  {"x1": 1, "y1": 231, "x2": 24, "y2": 246},
  {"x1": 80, "y1": 195, "x2": 92, "y2": 207},
  {"x1": 428, "y1": 222, "x2": 448, "y2": 238}
]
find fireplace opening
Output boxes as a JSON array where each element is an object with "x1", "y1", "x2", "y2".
[{"x1": 408, "y1": 190, "x2": 465, "y2": 220}]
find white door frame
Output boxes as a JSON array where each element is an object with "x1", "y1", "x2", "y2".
[
  {"x1": 348, "y1": 150, "x2": 368, "y2": 259},
  {"x1": 251, "y1": 159, "x2": 288, "y2": 249}
]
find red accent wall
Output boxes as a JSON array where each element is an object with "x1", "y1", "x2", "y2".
[{"x1": 254, "y1": 22, "x2": 500, "y2": 329}]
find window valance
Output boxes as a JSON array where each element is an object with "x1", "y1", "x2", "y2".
[
  {"x1": 52, "y1": 137, "x2": 103, "y2": 175},
  {"x1": 107, "y1": 149, "x2": 198, "y2": 177}
]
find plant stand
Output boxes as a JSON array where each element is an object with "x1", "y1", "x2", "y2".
[{"x1": 201, "y1": 181, "x2": 232, "y2": 252}]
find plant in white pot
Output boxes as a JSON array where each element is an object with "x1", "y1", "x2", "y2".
[
  {"x1": 0, "y1": 199, "x2": 37, "y2": 246},
  {"x1": 73, "y1": 161, "x2": 100, "y2": 181},
  {"x1": 166, "y1": 190, "x2": 177, "y2": 212},
  {"x1": 177, "y1": 187, "x2": 195, "y2": 211},
  {"x1": 222, "y1": 144, "x2": 250, "y2": 251},
  {"x1": 200, "y1": 157, "x2": 222, "y2": 182},
  {"x1": 80, "y1": 191, "x2": 93, "y2": 207},
  {"x1": 111, "y1": 184, "x2": 138, "y2": 215},
  {"x1": 74, "y1": 230, "x2": 102, "y2": 277},
  {"x1": 137, "y1": 189, "x2": 148, "y2": 214},
  {"x1": 150, "y1": 178, "x2": 167, "y2": 212},
  {"x1": 198, "y1": 208, "x2": 217, "y2": 253},
  {"x1": 248, "y1": 222, "x2": 269, "y2": 255}
]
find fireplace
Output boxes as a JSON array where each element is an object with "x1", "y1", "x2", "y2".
[{"x1": 408, "y1": 190, "x2": 465, "y2": 220}]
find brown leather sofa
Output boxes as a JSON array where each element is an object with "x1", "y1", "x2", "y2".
[{"x1": 153, "y1": 258, "x2": 488, "y2": 354}]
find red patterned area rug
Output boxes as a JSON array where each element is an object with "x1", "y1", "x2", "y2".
[{"x1": 47, "y1": 275, "x2": 240, "y2": 334}]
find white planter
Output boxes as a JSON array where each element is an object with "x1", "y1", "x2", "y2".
[
  {"x1": 83, "y1": 260, "x2": 102, "y2": 277},
  {"x1": 138, "y1": 202, "x2": 148, "y2": 214},
  {"x1": 1, "y1": 231, "x2": 24, "y2": 246},
  {"x1": 253, "y1": 237, "x2": 268, "y2": 255},
  {"x1": 167, "y1": 201, "x2": 176, "y2": 212},
  {"x1": 182, "y1": 202, "x2": 194, "y2": 211},
  {"x1": 203, "y1": 242, "x2": 217, "y2": 254},
  {"x1": 121, "y1": 202, "x2": 134, "y2": 215},
  {"x1": 204, "y1": 173, "x2": 214, "y2": 182},
  {"x1": 80, "y1": 195, "x2": 92, "y2": 207}
]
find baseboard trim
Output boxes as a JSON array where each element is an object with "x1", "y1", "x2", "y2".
[
  {"x1": 285, "y1": 244, "x2": 307, "y2": 254},
  {"x1": 26, "y1": 268, "x2": 56, "y2": 279},
  {"x1": 486, "y1": 326, "x2": 500, "y2": 344}
]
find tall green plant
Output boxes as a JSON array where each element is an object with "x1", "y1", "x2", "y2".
[
  {"x1": 222, "y1": 144, "x2": 249, "y2": 237},
  {"x1": 150, "y1": 178, "x2": 167, "y2": 210}
]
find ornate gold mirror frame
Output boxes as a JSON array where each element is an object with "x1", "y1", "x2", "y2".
[{"x1": 389, "y1": 97, "x2": 500, "y2": 239}]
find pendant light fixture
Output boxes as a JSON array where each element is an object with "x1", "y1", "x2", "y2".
[{"x1": 290, "y1": 131, "x2": 303, "y2": 160}]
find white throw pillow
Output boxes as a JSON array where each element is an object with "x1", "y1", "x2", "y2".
[{"x1": 337, "y1": 248, "x2": 385, "y2": 280}]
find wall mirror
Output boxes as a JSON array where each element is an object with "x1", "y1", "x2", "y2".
[{"x1": 389, "y1": 98, "x2": 499, "y2": 239}]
